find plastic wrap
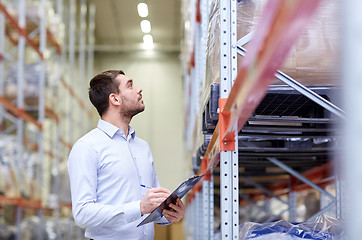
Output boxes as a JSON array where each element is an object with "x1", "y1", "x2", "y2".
[
  {"x1": 0, "y1": 135, "x2": 20, "y2": 197},
  {"x1": 0, "y1": 135, "x2": 39, "y2": 198},
  {"x1": 5, "y1": 1, "x2": 64, "y2": 46},
  {"x1": 203, "y1": 0, "x2": 220, "y2": 106},
  {"x1": 204, "y1": 0, "x2": 340, "y2": 107},
  {"x1": 0, "y1": 215, "x2": 81, "y2": 240},
  {"x1": 0, "y1": 224, "x2": 16, "y2": 240},
  {"x1": 279, "y1": 0, "x2": 340, "y2": 86},
  {"x1": 18, "y1": 216, "x2": 82, "y2": 240},
  {"x1": 238, "y1": 215, "x2": 343, "y2": 240},
  {"x1": 4, "y1": 62, "x2": 47, "y2": 100}
]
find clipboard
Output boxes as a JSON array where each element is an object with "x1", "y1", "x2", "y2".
[{"x1": 137, "y1": 175, "x2": 203, "y2": 227}]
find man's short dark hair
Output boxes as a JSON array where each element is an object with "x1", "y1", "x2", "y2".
[{"x1": 89, "y1": 70, "x2": 125, "y2": 116}]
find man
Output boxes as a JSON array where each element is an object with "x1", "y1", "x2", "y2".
[{"x1": 67, "y1": 70, "x2": 185, "y2": 240}]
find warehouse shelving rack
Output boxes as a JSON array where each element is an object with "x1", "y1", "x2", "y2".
[
  {"x1": 0, "y1": 0, "x2": 95, "y2": 239},
  {"x1": 184, "y1": 0, "x2": 344, "y2": 239}
]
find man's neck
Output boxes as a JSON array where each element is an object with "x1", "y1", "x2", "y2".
[{"x1": 102, "y1": 114, "x2": 131, "y2": 137}]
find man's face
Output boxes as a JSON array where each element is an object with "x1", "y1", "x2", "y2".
[{"x1": 115, "y1": 74, "x2": 145, "y2": 118}]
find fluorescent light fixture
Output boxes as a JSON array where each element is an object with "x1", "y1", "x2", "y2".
[
  {"x1": 143, "y1": 34, "x2": 154, "y2": 49},
  {"x1": 140, "y1": 20, "x2": 151, "y2": 33},
  {"x1": 137, "y1": 3, "x2": 148, "y2": 18}
]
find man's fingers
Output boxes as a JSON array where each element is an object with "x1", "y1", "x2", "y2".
[
  {"x1": 149, "y1": 187, "x2": 171, "y2": 195},
  {"x1": 146, "y1": 188, "x2": 170, "y2": 201},
  {"x1": 176, "y1": 198, "x2": 185, "y2": 206},
  {"x1": 146, "y1": 191, "x2": 169, "y2": 199},
  {"x1": 163, "y1": 209, "x2": 177, "y2": 218},
  {"x1": 148, "y1": 194, "x2": 168, "y2": 203},
  {"x1": 167, "y1": 203, "x2": 180, "y2": 212},
  {"x1": 168, "y1": 198, "x2": 185, "y2": 212},
  {"x1": 176, "y1": 198, "x2": 186, "y2": 211},
  {"x1": 151, "y1": 198, "x2": 167, "y2": 206},
  {"x1": 163, "y1": 210, "x2": 181, "y2": 223},
  {"x1": 141, "y1": 187, "x2": 172, "y2": 215},
  {"x1": 163, "y1": 198, "x2": 185, "y2": 223}
]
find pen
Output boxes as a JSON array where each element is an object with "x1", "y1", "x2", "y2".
[{"x1": 140, "y1": 184, "x2": 152, "y2": 189}]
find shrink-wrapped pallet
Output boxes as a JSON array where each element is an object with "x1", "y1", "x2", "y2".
[
  {"x1": 5, "y1": 1, "x2": 64, "y2": 46},
  {"x1": 4, "y1": 62, "x2": 46, "y2": 100},
  {"x1": 0, "y1": 135, "x2": 39, "y2": 199},
  {"x1": 203, "y1": 0, "x2": 340, "y2": 106}
]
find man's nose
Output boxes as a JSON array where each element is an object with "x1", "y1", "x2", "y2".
[{"x1": 136, "y1": 86, "x2": 143, "y2": 93}]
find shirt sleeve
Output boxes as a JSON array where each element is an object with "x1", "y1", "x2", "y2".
[
  {"x1": 67, "y1": 140, "x2": 141, "y2": 228},
  {"x1": 156, "y1": 216, "x2": 171, "y2": 225}
]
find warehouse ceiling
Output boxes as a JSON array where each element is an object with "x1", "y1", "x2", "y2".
[{"x1": 88, "y1": 0, "x2": 182, "y2": 53}]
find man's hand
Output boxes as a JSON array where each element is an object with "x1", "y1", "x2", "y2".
[
  {"x1": 162, "y1": 198, "x2": 186, "y2": 223},
  {"x1": 140, "y1": 187, "x2": 171, "y2": 215}
]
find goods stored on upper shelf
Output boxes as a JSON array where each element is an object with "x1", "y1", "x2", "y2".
[
  {"x1": 203, "y1": 0, "x2": 340, "y2": 109},
  {"x1": 183, "y1": 0, "x2": 344, "y2": 239},
  {"x1": 4, "y1": 0, "x2": 64, "y2": 48}
]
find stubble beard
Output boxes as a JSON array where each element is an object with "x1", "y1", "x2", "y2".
[
  {"x1": 119, "y1": 93, "x2": 145, "y2": 119},
  {"x1": 122, "y1": 104, "x2": 145, "y2": 119}
]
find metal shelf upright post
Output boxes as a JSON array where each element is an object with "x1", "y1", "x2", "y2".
[
  {"x1": 184, "y1": 0, "x2": 204, "y2": 237},
  {"x1": 67, "y1": 0, "x2": 76, "y2": 144},
  {"x1": 196, "y1": 189, "x2": 202, "y2": 239},
  {"x1": 219, "y1": 0, "x2": 238, "y2": 239},
  {"x1": 0, "y1": 0, "x2": 4, "y2": 129},
  {"x1": 66, "y1": 1, "x2": 77, "y2": 237},
  {"x1": 78, "y1": 0, "x2": 86, "y2": 135},
  {"x1": 37, "y1": 0, "x2": 47, "y2": 239},
  {"x1": 288, "y1": 177, "x2": 297, "y2": 222},
  {"x1": 15, "y1": 0, "x2": 26, "y2": 238},
  {"x1": 198, "y1": 0, "x2": 215, "y2": 238},
  {"x1": 51, "y1": 0, "x2": 65, "y2": 238},
  {"x1": 87, "y1": 3, "x2": 95, "y2": 129}
]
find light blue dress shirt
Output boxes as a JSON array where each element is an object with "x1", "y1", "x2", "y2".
[{"x1": 68, "y1": 119, "x2": 169, "y2": 240}]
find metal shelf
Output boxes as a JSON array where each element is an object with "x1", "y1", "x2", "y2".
[
  {"x1": 0, "y1": 0, "x2": 95, "y2": 239},
  {"x1": 184, "y1": 0, "x2": 340, "y2": 239}
]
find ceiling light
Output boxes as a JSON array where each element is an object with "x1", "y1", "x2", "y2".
[
  {"x1": 137, "y1": 3, "x2": 148, "y2": 18},
  {"x1": 143, "y1": 34, "x2": 154, "y2": 49},
  {"x1": 140, "y1": 20, "x2": 151, "y2": 33}
]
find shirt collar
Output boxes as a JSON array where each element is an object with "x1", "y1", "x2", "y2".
[
  {"x1": 97, "y1": 119, "x2": 136, "y2": 139},
  {"x1": 128, "y1": 126, "x2": 136, "y2": 139}
]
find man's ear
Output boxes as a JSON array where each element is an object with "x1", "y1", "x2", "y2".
[{"x1": 109, "y1": 93, "x2": 120, "y2": 106}]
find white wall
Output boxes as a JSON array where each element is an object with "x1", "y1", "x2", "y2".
[{"x1": 93, "y1": 51, "x2": 187, "y2": 191}]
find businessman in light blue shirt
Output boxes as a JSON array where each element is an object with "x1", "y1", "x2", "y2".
[{"x1": 67, "y1": 70, "x2": 185, "y2": 240}]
